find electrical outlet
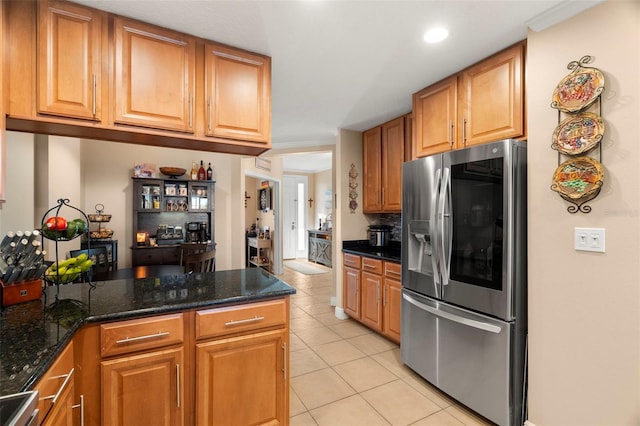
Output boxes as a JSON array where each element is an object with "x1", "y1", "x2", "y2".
[{"x1": 574, "y1": 227, "x2": 605, "y2": 253}]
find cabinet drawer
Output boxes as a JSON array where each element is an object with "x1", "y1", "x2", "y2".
[
  {"x1": 100, "y1": 313, "x2": 184, "y2": 357},
  {"x1": 384, "y1": 261, "x2": 402, "y2": 279},
  {"x1": 361, "y1": 257, "x2": 383, "y2": 275},
  {"x1": 343, "y1": 253, "x2": 361, "y2": 269},
  {"x1": 132, "y1": 249, "x2": 163, "y2": 266},
  {"x1": 195, "y1": 299, "x2": 287, "y2": 340}
]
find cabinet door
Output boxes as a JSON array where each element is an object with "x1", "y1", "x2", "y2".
[
  {"x1": 205, "y1": 43, "x2": 271, "y2": 143},
  {"x1": 37, "y1": 1, "x2": 103, "y2": 121},
  {"x1": 101, "y1": 347, "x2": 184, "y2": 426},
  {"x1": 361, "y1": 271, "x2": 382, "y2": 331},
  {"x1": 383, "y1": 277, "x2": 402, "y2": 344},
  {"x1": 461, "y1": 43, "x2": 524, "y2": 147},
  {"x1": 343, "y1": 266, "x2": 361, "y2": 319},
  {"x1": 196, "y1": 329, "x2": 287, "y2": 426},
  {"x1": 362, "y1": 126, "x2": 382, "y2": 212},
  {"x1": 413, "y1": 75, "x2": 458, "y2": 158},
  {"x1": 114, "y1": 17, "x2": 195, "y2": 133},
  {"x1": 381, "y1": 116, "x2": 404, "y2": 212},
  {"x1": 0, "y1": 0, "x2": 5, "y2": 203}
]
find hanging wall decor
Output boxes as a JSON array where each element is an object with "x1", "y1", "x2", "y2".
[
  {"x1": 550, "y1": 55, "x2": 605, "y2": 214},
  {"x1": 348, "y1": 163, "x2": 358, "y2": 214}
]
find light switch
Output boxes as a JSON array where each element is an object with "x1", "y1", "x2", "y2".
[{"x1": 574, "y1": 227, "x2": 605, "y2": 253}]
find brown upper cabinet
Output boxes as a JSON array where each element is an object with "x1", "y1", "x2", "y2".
[
  {"x1": 114, "y1": 17, "x2": 196, "y2": 133},
  {"x1": 363, "y1": 115, "x2": 407, "y2": 213},
  {"x1": 205, "y1": 43, "x2": 271, "y2": 143},
  {"x1": 37, "y1": 1, "x2": 105, "y2": 121},
  {"x1": 413, "y1": 42, "x2": 525, "y2": 158},
  {"x1": 5, "y1": 0, "x2": 271, "y2": 156}
]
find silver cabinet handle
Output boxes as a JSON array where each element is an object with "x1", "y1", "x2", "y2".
[
  {"x1": 383, "y1": 286, "x2": 387, "y2": 306},
  {"x1": 92, "y1": 75, "x2": 96, "y2": 117},
  {"x1": 376, "y1": 284, "x2": 380, "y2": 304},
  {"x1": 176, "y1": 364, "x2": 181, "y2": 408},
  {"x1": 188, "y1": 92, "x2": 193, "y2": 128},
  {"x1": 385, "y1": 269, "x2": 401, "y2": 278},
  {"x1": 462, "y1": 117, "x2": 467, "y2": 146},
  {"x1": 449, "y1": 120, "x2": 453, "y2": 147},
  {"x1": 42, "y1": 368, "x2": 74, "y2": 404},
  {"x1": 382, "y1": 187, "x2": 385, "y2": 206},
  {"x1": 116, "y1": 331, "x2": 169, "y2": 344},
  {"x1": 224, "y1": 316, "x2": 265, "y2": 326},
  {"x1": 208, "y1": 95, "x2": 212, "y2": 132},
  {"x1": 282, "y1": 343, "x2": 287, "y2": 378},
  {"x1": 72, "y1": 395, "x2": 84, "y2": 426}
]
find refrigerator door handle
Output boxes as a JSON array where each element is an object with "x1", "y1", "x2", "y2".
[
  {"x1": 431, "y1": 168, "x2": 442, "y2": 286},
  {"x1": 402, "y1": 293, "x2": 502, "y2": 334},
  {"x1": 437, "y1": 167, "x2": 451, "y2": 286}
]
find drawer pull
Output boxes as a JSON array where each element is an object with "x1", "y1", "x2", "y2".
[
  {"x1": 42, "y1": 368, "x2": 74, "y2": 404},
  {"x1": 386, "y1": 270, "x2": 401, "y2": 278},
  {"x1": 363, "y1": 263, "x2": 378, "y2": 270},
  {"x1": 116, "y1": 331, "x2": 170, "y2": 344},
  {"x1": 225, "y1": 316, "x2": 265, "y2": 326}
]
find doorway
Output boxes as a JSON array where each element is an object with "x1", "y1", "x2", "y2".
[{"x1": 283, "y1": 175, "x2": 308, "y2": 259}]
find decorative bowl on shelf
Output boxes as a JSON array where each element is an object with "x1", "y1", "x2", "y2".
[{"x1": 159, "y1": 167, "x2": 187, "y2": 179}]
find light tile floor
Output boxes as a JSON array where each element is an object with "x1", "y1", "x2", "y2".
[{"x1": 279, "y1": 261, "x2": 494, "y2": 426}]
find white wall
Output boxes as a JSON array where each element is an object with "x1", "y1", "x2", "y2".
[
  {"x1": 314, "y1": 168, "x2": 332, "y2": 226},
  {"x1": 335, "y1": 129, "x2": 368, "y2": 311},
  {"x1": 0, "y1": 132, "x2": 35, "y2": 233},
  {"x1": 527, "y1": 1, "x2": 640, "y2": 424}
]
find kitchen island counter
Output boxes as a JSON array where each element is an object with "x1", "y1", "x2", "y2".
[{"x1": 0, "y1": 268, "x2": 295, "y2": 395}]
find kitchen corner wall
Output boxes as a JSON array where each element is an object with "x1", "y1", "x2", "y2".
[{"x1": 527, "y1": 1, "x2": 640, "y2": 424}]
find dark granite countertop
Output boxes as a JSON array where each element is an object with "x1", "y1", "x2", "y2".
[
  {"x1": 342, "y1": 240, "x2": 402, "y2": 263},
  {"x1": 0, "y1": 268, "x2": 295, "y2": 396}
]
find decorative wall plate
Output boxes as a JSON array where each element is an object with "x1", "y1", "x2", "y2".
[
  {"x1": 551, "y1": 156, "x2": 604, "y2": 201},
  {"x1": 551, "y1": 67, "x2": 604, "y2": 113},
  {"x1": 552, "y1": 112, "x2": 605, "y2": 155}
]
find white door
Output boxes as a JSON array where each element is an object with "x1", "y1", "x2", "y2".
[{"x1": 283, "y1": 175, "x2": 308, "y2": 259}]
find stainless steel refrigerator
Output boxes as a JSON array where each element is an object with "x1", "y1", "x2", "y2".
[{"x1": 401, "y1": 139, "x2": 527, "y2": 426}]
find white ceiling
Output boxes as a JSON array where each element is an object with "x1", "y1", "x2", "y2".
[{"x1": 76, "y1": 0, "x2": 600, "y2": 160}]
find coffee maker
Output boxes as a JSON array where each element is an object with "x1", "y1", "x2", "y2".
[{"x1": 185, "y1": 222, "x2": 208, "y2": 242}]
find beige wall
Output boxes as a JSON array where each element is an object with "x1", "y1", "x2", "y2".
[
  {"x1": 334, "y1": 128, "x2": 368, "y2": 312},
  {"x1": 527, "y1": 1, "x2": 640, "y2": 424},
  {"x1": 0, "y1": 132, "x2": 35, "y2": 232},
  {"x1": 314, "y1": 168, "x2": 332, "y2": 226}
]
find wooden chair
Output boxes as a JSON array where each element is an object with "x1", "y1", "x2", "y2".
[
  {"x1": 69, "y1": 247, "x2": 110, "y2": 280},
  {"x1": 184, "y1": 249, "x2": 216, "y2": 273},
  {"x1": 179, "y1": 243, "x2": 209, "y2": 266}
]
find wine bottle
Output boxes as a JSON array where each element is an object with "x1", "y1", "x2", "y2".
[
  {"x1": 207, "y1": 162, "x2": 213, "y2": 180},
  {"x1": 198, "y1": 160, "x2": 206, "y2": 180},
  {"x1": 190, "y1": 160, "x2": 198, "y2": 180}
]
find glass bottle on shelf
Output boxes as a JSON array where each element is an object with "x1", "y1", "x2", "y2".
[
  {"x1": 207, "y1": 163, "x2": 213, "y2": 180},
  {"x1": 198, "y1": 161, "x2": 206, "y2": 180},
  {"x1": 191, "y1": 160, "x2": 198, "y2": 180}
]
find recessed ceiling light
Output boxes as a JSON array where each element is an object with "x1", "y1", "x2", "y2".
[{"x1": 423, "y1": 27, "x2": 449, "y2": 44}]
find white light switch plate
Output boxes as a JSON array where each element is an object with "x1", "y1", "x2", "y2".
[{"x1": 574, "y1": 227, "x2": 605, "y2": 253}]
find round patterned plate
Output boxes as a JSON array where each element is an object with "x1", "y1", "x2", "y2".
[
  {"x1": 551, "y1": 156, "x2": 604, "y2": 201},
  {"x1": 552, "y1": 112, "x2": 605, "y2": 155},
  {"x1": 551, "y1": 67, "x2": 604, "y2": 113}
]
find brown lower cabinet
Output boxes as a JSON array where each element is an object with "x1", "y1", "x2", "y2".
[
  {"x1": 37, "y1": 297, "x2": 290, "y2": 426},
  {"x1": 342, "y1": 253, "x2": 401, "y2": 344}
]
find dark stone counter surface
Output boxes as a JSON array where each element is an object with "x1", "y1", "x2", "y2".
[
  {"x1": 342, "y1": 240, "x2": 402, "y2": 263},
  {"x1": 0, "y1": 268, "x2": 295, "y2": 396}
]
